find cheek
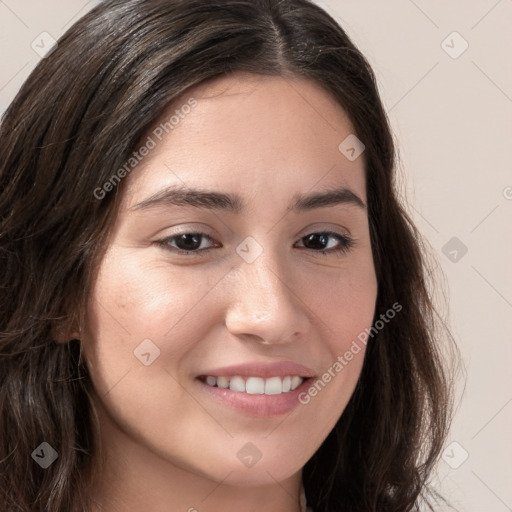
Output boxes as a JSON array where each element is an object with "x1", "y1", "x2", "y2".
[
  {"x1": 82, "y1": 247, "x2": 224, "y2": 397},
  {"x1": 81, "y1": 249, "x2": 229, "y2": 463},
  {"x1": 295, "y1": 254, "x2": 377, "y2": 430},
  {"x1": 302, "y1": 250, "x2": 378, "y2": 345},
  {"x1": 88, "y1": 246, "x2": 219, "y2": 336}
]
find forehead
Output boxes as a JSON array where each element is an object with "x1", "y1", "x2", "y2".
[{"x1": 123, "y1": 72, "x2": 366, "y2": 207}]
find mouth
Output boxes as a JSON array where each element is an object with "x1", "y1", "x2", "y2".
[
  {"x1": 197, "y1": 374, "x2": 305, "y2": 394},
  {"x1": 194, "y1": 361, "x2": 316, "y2": 418}
]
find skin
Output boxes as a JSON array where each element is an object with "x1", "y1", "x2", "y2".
[{"x1": 79, "y1": 72, "x2": 378, "y2": 512}]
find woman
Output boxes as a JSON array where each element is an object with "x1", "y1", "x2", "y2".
[{"x1": 0, "y1": 0, "x2": 456, "y2": 510}]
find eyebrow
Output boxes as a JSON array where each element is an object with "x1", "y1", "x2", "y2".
[{"x1": 130, "y1": 185, "x2": 366, "y2": 213}]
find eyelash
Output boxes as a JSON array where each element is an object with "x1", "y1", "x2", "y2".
[{"x1": 155, "y1": 230, "x2": 355, "y2": 257}]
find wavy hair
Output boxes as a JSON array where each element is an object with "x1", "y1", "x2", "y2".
[{"x1": 0, "y1": 0, "x2": 457, "y2": 510}]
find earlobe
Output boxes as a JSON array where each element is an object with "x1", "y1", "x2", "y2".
[
  {"x1": 52, "y1": 307, "x2": 82, "y2": 343},
  {"x1": 52, "y1": 324, "x2": 80, "y2": 344}
]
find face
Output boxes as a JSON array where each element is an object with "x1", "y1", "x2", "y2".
[{"x1": 82, "y1": 72, "x2": 377, "y2": 502}]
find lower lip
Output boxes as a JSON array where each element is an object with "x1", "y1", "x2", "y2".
[{"x1": 194, "y1": 377, "x2": 313, "y2": 418}]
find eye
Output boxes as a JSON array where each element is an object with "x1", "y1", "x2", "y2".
[
  {"x1": 156, "y1": 232, "x2": 218, "y2": 255},
  {"x1": 155, "y1": 230, "x2": 354, "y2": 256},
  {"x1": 295, "y1": 231, "x2": 354, "y2": 256}
]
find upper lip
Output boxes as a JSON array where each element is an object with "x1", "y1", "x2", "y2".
[{"x1": 197, "y1": 361, "x2": 316, "y2": 379}]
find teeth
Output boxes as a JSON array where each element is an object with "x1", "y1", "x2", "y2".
[
  {"x1": 202, "y1": 375, "x2": 305, "y2": 394},
  {"x1": 265, "y1": 376, "x2": 282, "y2": 395},
  {"x1": 246, "y1": 377, "x2": 264, "y2": 394},
  {"x1": 290, "y1": 376, "x2": 302, "y2": 390},
  {"x1": 229, "y1": 376, "x2": 245, "y2": 392},
  {"x1": 217, "y1": 376, "x2": 229, "y2": 389}
]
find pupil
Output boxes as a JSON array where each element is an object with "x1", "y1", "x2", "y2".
[
  {"x1": 177, "y1": 234, "x2": 201, "y2": 251},
  {"x1": 304, "y1": 233, "x2": 327, "y2": 250}
]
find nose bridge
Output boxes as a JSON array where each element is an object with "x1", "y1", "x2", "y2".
[
  {"x1": 241, "y1": 256, "x2": 287, "y2": 318},
  {"x1": 225, "y1": 248, "x2": 308, "y2": 344}
]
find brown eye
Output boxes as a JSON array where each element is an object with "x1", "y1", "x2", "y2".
[
  {"x1": 295, "y1": 231, "x2": 354, "y2": 255},
  {"x1": 157, "y1": 232, "x2": 218, "y2": 255}
]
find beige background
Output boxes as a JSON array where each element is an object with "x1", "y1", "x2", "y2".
[{"x1": 1, "y1": 1, "x2": 511, "y2": 510}]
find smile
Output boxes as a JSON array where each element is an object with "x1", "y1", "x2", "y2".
[
  {"x1": 199, "y1": 375, "x2": 304, "y2": 395},
  {"x1": 194, "y1": 361, "x2": 316, "y2": 417}
]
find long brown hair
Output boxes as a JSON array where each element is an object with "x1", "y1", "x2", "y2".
[{"x1": 0, "y1": 1, "x2": 457, "y2": 510}]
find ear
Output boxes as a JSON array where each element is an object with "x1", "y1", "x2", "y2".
[{"x1": 52, "y1": 316, "x2": 80, "y2": 344}]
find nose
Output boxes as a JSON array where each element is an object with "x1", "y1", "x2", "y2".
[{"x1": 224, "y1": 255, "x2": 310, "y2": 345}]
